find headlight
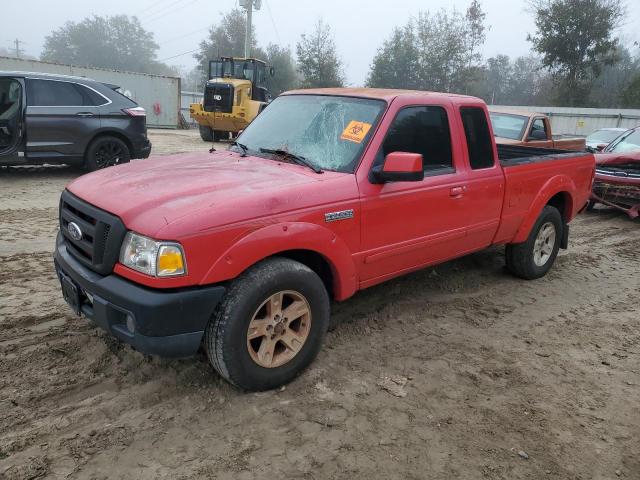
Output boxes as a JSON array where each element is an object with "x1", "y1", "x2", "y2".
[{"x1": 119, "y1": 232, "x2": 186, "y2": 277}]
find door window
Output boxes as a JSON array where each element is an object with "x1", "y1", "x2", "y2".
[
  {"x1": 529, "y1": 118, "x2": 547, "y2": 140},
  {"x1": 460, "y1": 107, "x2": 495, "y2": 170},
  {"x1": 0, "y1": 79, "x2": 22, "y2": 150},
  {"x1": 26, "y1": 79, "x2": 106, "y2": 107},
  {"x1": 379, "y1": 106, "x2": 454, "y2": 174}
]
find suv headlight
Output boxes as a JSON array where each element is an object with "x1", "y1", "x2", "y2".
[{"x1": 119, "y1": 232, "x2": 186, "y2": 277}]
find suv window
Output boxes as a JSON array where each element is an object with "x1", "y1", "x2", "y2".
[
  {"x1": 380, "y1": 106, "x2": 453, "y2": 173},
  {"x1": 27, "y1": 79, "x2": 106, "y2": 107},
  {"x1": 460, "y1": 107, "x2": 495, "y2": 170}
]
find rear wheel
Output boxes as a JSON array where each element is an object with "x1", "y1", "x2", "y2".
[
  {"x1": 199, "y1": 125, "x2": 213, "y2": 142},
  {"x1": 205, "y1": 257, "x2": 330, "y2": 391},
  {"x1": 84, "y1": 136, "x2": 131, "y2": 171},
  {"x1": 506, "y1": 206, "x2": 562, "y2": 280}
]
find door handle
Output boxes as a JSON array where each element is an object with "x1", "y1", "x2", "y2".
[
  {"x1": 77, "y1": 112, "x2": 94, "y2": 117},
  {"x1": 450, "y1": 186, "x2": 466, "y2": 197}
]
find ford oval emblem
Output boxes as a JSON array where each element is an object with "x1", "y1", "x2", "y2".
[{"x1": 67, "y1": 222, "x2": 83, "y2": 241}]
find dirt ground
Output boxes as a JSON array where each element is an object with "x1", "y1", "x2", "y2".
[{"x1": 1, "y1": 129, "x2": 639, "y2": 480}]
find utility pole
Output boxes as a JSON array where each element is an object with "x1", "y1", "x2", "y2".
[
  {"x1": 245, "y1": 1, "x2": 252, "y2": 58},
  {"x1": 239, "y1": 0, "x2": 261, "y2": 58},
  {"x1": 12, "y1": 39, "x2": 24, "y2": 59}
]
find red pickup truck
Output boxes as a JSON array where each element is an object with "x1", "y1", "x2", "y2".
[{"x1": 54, "y1": 88, "x2": 595, "y2": 391}]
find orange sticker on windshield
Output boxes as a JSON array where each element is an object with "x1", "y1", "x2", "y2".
[{"x1": 341, "y1": 121, "x2": 372, "y2": 144}]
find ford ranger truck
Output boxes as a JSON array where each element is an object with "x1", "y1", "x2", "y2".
[
  {"x1": 489, "y1": 108, "x2": 586, "y2": 151},
  {"x1": 54, "y1": 88, "x2": 595, "y2": 391}
]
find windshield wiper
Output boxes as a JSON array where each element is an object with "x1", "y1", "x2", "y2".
[
  {"x1": 259, "y1": 147, "x2": 323, "y2": 174},
  {"x1": 230, "y1": 141, "x2": 248, "y2": 157}
]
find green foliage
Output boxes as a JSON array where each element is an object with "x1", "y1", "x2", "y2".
[
  {"x1": 194, "y1": 9, "x2": 259, "y2": 79},
  {"x1": 41, "y1": 15, "x2": 172, "y2": 75},
  {"x1": 366, "y1": 1, "x2": 488, "y2": 93},
  {"x1": 296, "y1": 20, "x2": 344, "y2": 88},
  {"x1": 621, "y1": 74, "x2": 640, "y2": 108},
  {"x1": 264, "y1": 44, "x2": 298, "y2": 96},
  {"x1": 527, "y1": 0, "x2": 624, "y2": 106}
]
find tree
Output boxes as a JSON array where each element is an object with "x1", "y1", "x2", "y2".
[
  {"x1": 621, "y1": 74, "x2": 640, "y2": 107},
  {"x1": 366, "y1": 24, "x2": 420, "y2": 89},
  {"x1": 296, "y1": 20, "x2": 344, "y2": 88},
  {"x1": 366, "y1": 2, "x2": 488, "y2": 93},
  {"x1": 194, "y1": 8, "x2": 261, "y2": 79},
  {"x1": 590, "y1": 45, "x2": 640, "y2": 107},
  {"x1": 527, "y1": 0, "x2": 625, "y2": 106},
  {"x1": 264, "y1": 44, "x2": 298, "y2": 96},
  {"x1": 41, "y1": 15, "x2": 171, "y2": 75},
  {"x1": 484, "y1": 55, "x2": 512, "y2": 104}
]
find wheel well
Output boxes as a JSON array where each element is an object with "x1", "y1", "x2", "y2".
[
  {"x1": 84, "y1": 131, "x2": 133, "y2": 161},
  {"x1": 273, "y1": 250, "x2": 334, "y2": 299},
  {"x1": 547, "y1": 192, "x2": 571, "y2": 221}
]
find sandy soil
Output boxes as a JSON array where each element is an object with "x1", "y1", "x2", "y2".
[{"x1": 1, "y1": 130, "x2": 639, "y2": 479}]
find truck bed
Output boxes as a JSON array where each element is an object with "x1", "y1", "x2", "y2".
[{"x1": 498, "y1": 144, "x2": 587, "y2": 167}]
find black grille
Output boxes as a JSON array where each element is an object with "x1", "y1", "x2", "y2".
[
  {"x1": 204, "y1": 83, "x2": 234, "y2": 113},
  {"x1": 59, "y1": 190, "x2": 126, "y2": 275}
]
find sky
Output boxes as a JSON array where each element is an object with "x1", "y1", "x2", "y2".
[{"x1": 3, "y1": 0, "x2": 640, "y2": 85}]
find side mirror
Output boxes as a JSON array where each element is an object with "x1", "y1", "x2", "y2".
[
  {"x1": 371, "y1": 152, "x2": 424, "y2": 183},
  {"x1": 528, "y1": 129, "x2": 547, "y2": 141},
  {"x1": 596, "y1": 144, "x2": 607, "y2": 152}
]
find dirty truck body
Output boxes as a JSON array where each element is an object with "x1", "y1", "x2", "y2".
[
  {"x1": 55, "y1": 88, "x2": 595, "y2": 391},
  {"x1": 489, "y1": 108, "x2": 586, "y2": 151}
]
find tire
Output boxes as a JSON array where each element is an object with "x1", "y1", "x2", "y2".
[
  {"x1": 84, "y1": 136, "x2": 131, "y2": 172},
  {"x1": 199, "y1": 125, "x2": 213, "y2": 142},
  {"x1": 213, "y1": 130, "x2": 228, "y2": 142},
  {"x1": 205, "y1": 257, "x2": 330, "y2": 391},
  {"x1": 506, "y1": 206, "x2": 563, "y2": 280}
]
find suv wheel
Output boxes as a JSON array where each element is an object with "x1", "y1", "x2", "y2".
[
  {"x1": 199, "y1": 125, "x2": 213, "y2": 142},
  {"x1": 506, "y1": 206, "x2": 563, "y2": 280},
  {"x1": 85, "y1": 136, "x2": 131, "y2": 171},
  {"x1": 205, "y1": 257, "x2": 330, "y2": 391},
  {"x1": 213, "y1": 130, "x2": 228, "y2": 142}
]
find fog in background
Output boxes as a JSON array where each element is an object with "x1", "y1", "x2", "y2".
[{"x1": 4, "y1": 0, "x2": 639, "y2": 86}]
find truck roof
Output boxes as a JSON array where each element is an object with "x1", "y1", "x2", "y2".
[
  {"x1": 488, "y1": 107, "x2": 542, "y2": 117},
  {"x1": 283, "y1": 87, "x2": 483, "y2": 103}
]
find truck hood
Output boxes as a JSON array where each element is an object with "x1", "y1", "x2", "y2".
[{"x1": 66, "y1": 151, "x2": 353, "y2": 238}]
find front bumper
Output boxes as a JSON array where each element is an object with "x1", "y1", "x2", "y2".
[{"x1": 54, "y1": 232, "x2": 225, "y2": 357}]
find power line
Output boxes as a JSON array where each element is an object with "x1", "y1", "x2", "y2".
[
  {"x1": 159, "y1": 47, "x2": 200, "y2": 62},
  {"x1": 265, "y1": 0, "x2": 281, "y2": 45},
  {"x1": 134, "y1": 0, "x2": 174, "y2": 17},
  {"x1": 142, "y1": 0, "x2": 200, "y2": 25},
  {"x1": 159, "y1": 25, "x2": 210, "y2": 47}
]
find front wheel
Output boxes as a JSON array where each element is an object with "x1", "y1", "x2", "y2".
[
  {"x1": 506, "y1": 206, "x2": 563, "y2": 280},
  {"x1": 84, "y1": 136, "x2": 131, "y2": 171},
  {"x1": 205, "y1": 257, "x2": 330, "y2": 391},
  {"x1": 199, "y1": 125, "x2": 213, "y2": 142}
]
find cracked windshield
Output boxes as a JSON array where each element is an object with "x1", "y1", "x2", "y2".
[{"x1": 234, "y1": 95, "x2": 385, "y2": 172}]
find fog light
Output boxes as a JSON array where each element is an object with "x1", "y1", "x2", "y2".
[{"x1": 126, "y1": 315, "x2": 135, "y2": 334}]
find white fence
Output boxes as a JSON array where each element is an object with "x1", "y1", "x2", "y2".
[{"x1": 493, "y1": 105, "x2": 640, "y2": 136}]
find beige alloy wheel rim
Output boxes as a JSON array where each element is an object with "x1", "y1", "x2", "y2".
[
  {"x1": 533, "y1": 221, "x2": 556, "y2": 267},
  {"x1": 246, "y1": 290, "x2": 312, "y2": 369}
]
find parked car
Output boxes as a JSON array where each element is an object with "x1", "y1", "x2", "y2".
[
  {"x1": 590, "y1": 126, "x2": 640, "y2": 218},
  {"x1": 585, "y1": 127, "x2": 628, "y2": 151},
  {"x1": 0, "y1": 71, "x2": 151, "y2": 170},
  {"x1": 54, "y1": 88, "x2": 595, "y2": 391},
  {"x1": 489, "y1": 108, "x2": 586, "y2": 151}
]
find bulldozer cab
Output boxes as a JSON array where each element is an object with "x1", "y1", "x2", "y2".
[{"x1": 208, "y1": 57, "x2": 272, "y2": 102}]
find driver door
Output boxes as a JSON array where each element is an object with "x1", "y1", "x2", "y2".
[{"x1": 0, "y1": 77, "x2": 26, "y2": 165}]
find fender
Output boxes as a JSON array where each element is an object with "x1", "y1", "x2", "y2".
[
  {"x1": 201, "y1": 222, "x2": 358, "y2": 300},
  {"x1": 512, "y1": 174, "x2": 576, "y2": 244}
]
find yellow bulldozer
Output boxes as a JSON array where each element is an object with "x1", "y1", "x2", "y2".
[{"x1": 190, "y1": 57, "x2": 274, "y2": 142}]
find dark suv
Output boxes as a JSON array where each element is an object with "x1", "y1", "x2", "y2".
[{"x1": 0, "y1": 71, "x2": 151, "y2": 170}]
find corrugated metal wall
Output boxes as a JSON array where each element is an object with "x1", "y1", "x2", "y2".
[
  {"x1": 0, "y1": 56, "x2": 180, "y2": 128},
  {"x1": 493, "y1": 105, "x2": 640, "y2": 136}
]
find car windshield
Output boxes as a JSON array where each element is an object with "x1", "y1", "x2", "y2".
[
  {"x1": 587, "y1": 129, "x2": 626, "y2": 145},
  {"x1": 489, "y1": 113, "x2": 528, "y2": 140},
  {"x1": 233, "y1": 95, "x2": 386, "y2": 173},
  {"x1": 606, "y1": 129, "x2": 640, "y2": 153}
]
